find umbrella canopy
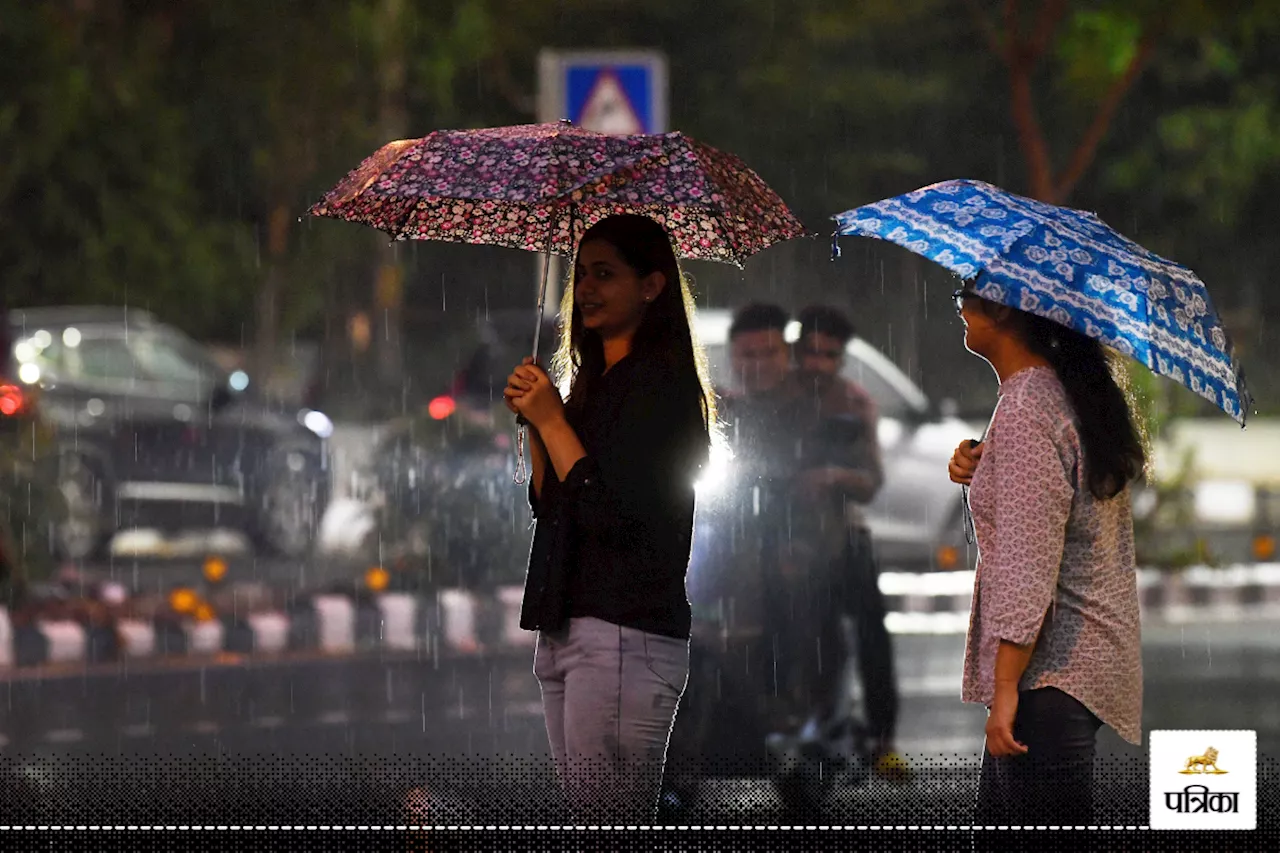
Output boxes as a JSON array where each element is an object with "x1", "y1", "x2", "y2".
[
  {"x1": 310, "y1": 120, "x2": 805, "y2": 484},
  {"x1": 309, "y1": 120, "x2": 805, "y2": 268},
  {"x1": 834, "y1": 179, "x2": 1251, "y2": 424}
]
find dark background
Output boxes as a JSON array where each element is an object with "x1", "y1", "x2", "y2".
[{"x1": 4, "y1": 0, "x2": 1276, "y2": 420}]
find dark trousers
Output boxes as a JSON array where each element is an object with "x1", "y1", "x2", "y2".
[
  {"x1": 974, "y1": 686, "x2": 1102, "y2": 827},
  {"x1": 664, "y1": 527, "x2": 900, "y2": 797},
  {"x1": 804, "y1": 528, "x2": 899, "y2": 747}
]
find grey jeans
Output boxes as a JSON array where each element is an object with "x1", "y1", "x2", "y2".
[{"x1": 534, "y1": 616, "x2": 690, "y2": 823}]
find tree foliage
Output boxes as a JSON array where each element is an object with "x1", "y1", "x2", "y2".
[
  {"x1": 0, "y1": 3, "x2": 255, "y2": 333},
  {"x1": 2, "y1": 0, "x2": 1277, "y2": 410}
]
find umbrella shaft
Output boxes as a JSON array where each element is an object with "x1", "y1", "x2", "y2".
[{"x1": 531, "y1": 250, "x2": 551, "y2": 363}]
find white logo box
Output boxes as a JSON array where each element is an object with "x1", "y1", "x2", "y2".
[{"x1": 1149, "y1": 730, "x2": 1257, "y2": 830}]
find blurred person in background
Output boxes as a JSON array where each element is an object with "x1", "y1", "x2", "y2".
[
  {"x1": 504, "y1": 214, "x2": 715, "y2": 823},
  {"x1": 698, "y1": 302, "x2": 797, "y2": 634},
  {"x1": 662, "y1": 302, "x2": 796, "y2": 812},
  {"x1": 788, "y1": 304, "x2": 906, "y2": 783},
  {"x1": 947, "y1": 282, "x2": 1144, "y2": 828}
]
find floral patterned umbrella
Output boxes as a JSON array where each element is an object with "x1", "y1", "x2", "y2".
[
  {"x1": 310, "y1": 120, "x2": 805, "y2": 481},
  {"x1": 308, "y1": 120, "x2": 805, "y2": 267}
]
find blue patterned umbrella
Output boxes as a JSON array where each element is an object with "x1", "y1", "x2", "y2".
[{"x1": 833, "y1": 179, "x2": 1251, "y2": 424}]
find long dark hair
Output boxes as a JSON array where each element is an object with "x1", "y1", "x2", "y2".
[
  {"x1": 551, "y1": 214, "x2": 717, "y2": 445},
  {"x1": 974, "y1": 288, "x2": 1147, "y2": 499}
]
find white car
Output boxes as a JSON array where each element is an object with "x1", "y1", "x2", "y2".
[{"x1": 691, "y1": 308, "x2": 986, "y2": 573}]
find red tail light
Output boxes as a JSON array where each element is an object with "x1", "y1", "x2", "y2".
[
  {"x1": 0, "y1": 384, "x2": 26, "y2": 417},
  {"x1": 428, "y1": 395, "x2": 456, "y2": 420}
]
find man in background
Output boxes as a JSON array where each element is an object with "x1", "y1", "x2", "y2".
[
  {"x1": 788, "y1": 304, "x2": 906, "y2": 782},
  {"x1": 663, "y1": 302, "x2": 797, "y2": 813}
]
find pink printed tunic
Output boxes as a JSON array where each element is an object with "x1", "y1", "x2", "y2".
[{"x1": 962, "y1": 366, "x2": 1143, "y2": 745}]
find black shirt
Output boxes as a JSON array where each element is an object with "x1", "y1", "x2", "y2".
[{"x1": 520, "y1": 352, "x2": 707, "y2": 640}]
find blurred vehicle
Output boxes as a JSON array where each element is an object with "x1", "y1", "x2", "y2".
[
  {"x1": 360, "y1": 310, "x2": 555, "y2": 592},
  {"x1": 5, "y1": 306, "x2": 333, "y2": 560},
  {"x1": 1132, "y1": 419, "x2": 1280, "y2": 567},
  {"x1": 1133, "y1": 480, "x2": 1279, "y2": 569},
  {"x1": 691, "y1": 308, "x2": 986, "y2": 574}
]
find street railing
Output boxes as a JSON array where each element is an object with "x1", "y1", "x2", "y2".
[{"x1": 3, "y1": 562, "x2": 1279, "y2": 670}]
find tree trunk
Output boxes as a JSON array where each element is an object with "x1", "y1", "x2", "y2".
[
  {"x1": 1007, "y1": 56, "x2": 1057, "y2": 203},
  {"x1": 255, "y1": 202, "x2": 290, "y2": 395},
  {"x1": 372, "y1": 0, "x2": 408, "y2": 408}
]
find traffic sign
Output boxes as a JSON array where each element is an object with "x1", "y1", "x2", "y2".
[
  {"x1": 537, "y1": 49, "x2": 668, "y2": 135},
  {"x1": 534, "y1": 50, "x2": 670, "y2": 316}
]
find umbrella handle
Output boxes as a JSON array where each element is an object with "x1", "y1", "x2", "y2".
[
  {"x1": 514, "y1": 209, "x2": 563, "y2": 487},
  {"x1": 515, "y1": 419, "x2": 530, "y2": 486},
  {"x1": 513, "y1": 357, "x2": 537, "y2": 485}
]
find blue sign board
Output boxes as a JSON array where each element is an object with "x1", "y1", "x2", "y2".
[
  {"x1": 567, "y1": 65, "x2": 655, "y2": 132},
  {"x1": 538, "y1": 50, "x2": 668, "y2": 135}
]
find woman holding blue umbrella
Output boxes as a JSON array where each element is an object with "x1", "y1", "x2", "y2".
[
  {"x1": 947, "y1": 283, "x2": 1144, "y2": 826},
  {"x1": 834, "y1": 178, "x2": 1250, "y2": 827}
]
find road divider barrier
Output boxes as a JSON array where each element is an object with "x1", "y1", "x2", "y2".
[{"x1": 2, "y1": 563, "x2": 1277, "y2": 669}]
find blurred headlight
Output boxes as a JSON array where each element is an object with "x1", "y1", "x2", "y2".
[
  {"x1": 1194, "y1": 480, "x2": 1256, "y2": 525},
  {"x1": 17, "y1": 362, "x2": 40, "y2": 385},
  {"x1": 301, "y1": 409, "x2": 334, "y2": 439},
  {"x1": 876, "y1": 417, "x2": 904, "y2": 448}
]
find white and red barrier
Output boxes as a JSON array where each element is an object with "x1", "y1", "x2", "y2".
[{"x1": 3, "y1": 564, "x2": 1278, "y2": 669}]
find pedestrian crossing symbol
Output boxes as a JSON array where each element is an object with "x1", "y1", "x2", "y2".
[
  {"x1": 576, "y1": 69, "x2": 645, "y2": 135},
  {"x1": 541, "y1": 50, "x2": 667, "y2": 137}
]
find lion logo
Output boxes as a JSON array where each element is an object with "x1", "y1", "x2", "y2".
[{"x1": 1179, "y1": 747, "x2": 1228, "y2": 775}]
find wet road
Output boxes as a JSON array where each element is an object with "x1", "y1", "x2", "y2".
[{"x1": 0, "y1": 619, "x2": 1277, "y2": 825}]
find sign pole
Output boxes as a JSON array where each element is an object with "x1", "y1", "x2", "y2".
[
  {"x1": 534, "y1": 49, "x2": 669, "y2": 346},
  {"x1": 536, "y1": 51, "x2": 566, "y2": 337}
]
